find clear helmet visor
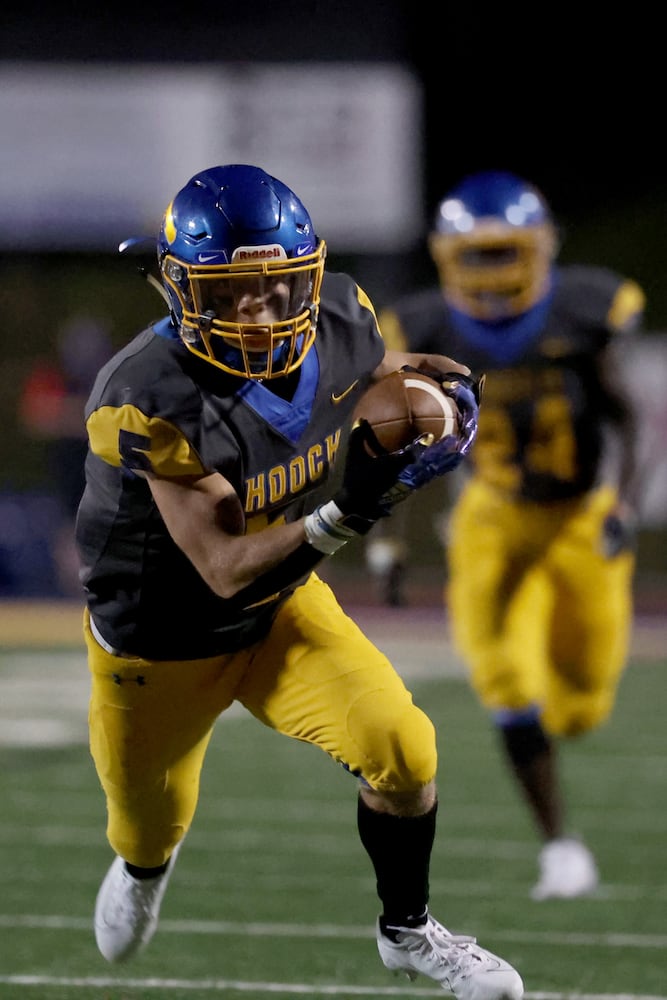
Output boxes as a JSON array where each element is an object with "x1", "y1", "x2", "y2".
[{"x1": 162, "y1": 241, "x2": 326, "y2": 378}]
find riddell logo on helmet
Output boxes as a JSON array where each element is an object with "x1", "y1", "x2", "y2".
[{"x1": 232, "y1": 245, "x2": 288, "y2": 262}]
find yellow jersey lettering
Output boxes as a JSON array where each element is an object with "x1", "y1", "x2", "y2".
[
  {"x1": 308, "y1": 443, "x2": 323, "y2": 479},
  {"x1": 325, "y1": 429, "x2": 341, "y2": 463},
  {"x1": 245, "y1": 476, "x2": 266, "y2": 513},
  {"x1": 289, "y1": 455, "x2": 307, "y2": 493},
  {"x1": 268, "y1": 466, "x2": 287, "y2": 504},
  {"x1": 244, "y1": 429, "x2": 343, "y2": 514}
]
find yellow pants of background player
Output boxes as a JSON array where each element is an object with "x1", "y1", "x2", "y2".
[
  {"x1": 446, "y1": 481, "x2": 634, "y2": 738},
  {"x1": 84, "y1": 573, "x2": 436, "y2": 868}
]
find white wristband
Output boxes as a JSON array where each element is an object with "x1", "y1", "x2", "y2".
[{"x1": 304, "y1": 500, "x2": 359, "y2": 554}]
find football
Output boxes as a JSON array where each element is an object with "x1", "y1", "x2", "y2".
[{"x1": 351, "y1": 369, "x2": 459, "y2": 455}]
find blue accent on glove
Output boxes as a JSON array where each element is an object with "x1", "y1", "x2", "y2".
[{"x1": 395, "y1": 377, "x2": 480, "y2": 490}]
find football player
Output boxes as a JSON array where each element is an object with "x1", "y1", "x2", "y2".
[
  {"x1": 370, "y1": 169, "x2": 645, "y2": 899},
  {"x1": 76, "y1": 164, "x2": 523, "y2": 998}
]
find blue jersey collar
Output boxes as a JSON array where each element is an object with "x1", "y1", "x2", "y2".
[{"x1": 448, "y1": 278, "x2": 557, "y2": 365}]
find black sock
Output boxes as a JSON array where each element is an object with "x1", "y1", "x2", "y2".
[
  {"x1": 357, "y1": 794, "x2": 437, "y2": 928},
  {"x1": 379, "y1": 909, "x2": 429, "y2": 942},
  {"x1": 125, "y1": 860, "x2": 169, "y2": 879}
]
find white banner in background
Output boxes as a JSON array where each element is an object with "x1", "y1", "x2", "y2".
[
  {"x1": 0, "y1": 62, "x2": 422, "y2": 252},
  {"x1": 629, "y1": 334, "x2": 667, "y2": 526}
]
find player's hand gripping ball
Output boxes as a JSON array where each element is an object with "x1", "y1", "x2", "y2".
[
  {"x1": 351, "y1": 369, "x2": 460, "y2": 455},
  {"x1": 348, "y1": 367, "x2": 481, "y2": 512}
]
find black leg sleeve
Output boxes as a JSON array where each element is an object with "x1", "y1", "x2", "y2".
[{"x1": 357, "y1": 794, "x2": 437, "y2": 925}]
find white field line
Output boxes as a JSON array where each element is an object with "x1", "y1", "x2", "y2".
[
  {"x1": 0, "y1": 975, "x2": 664, "y2": 1000},
  {"x1": 0, "y1": 914, "x2": 666, "y2": 950},
  {"x1": 0, "y1": 976, "x2": 665, "y2": 1000},
  {"x1": 1, "y1": 823, "x2": 666, "y2": 870},
  {"x1": 0, "y1": 867, "x2": 664, "y2": 903}
]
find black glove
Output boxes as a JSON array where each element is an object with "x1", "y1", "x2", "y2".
[{"x1": 333, "y1": 418, "x2": 424, "y2": 531}]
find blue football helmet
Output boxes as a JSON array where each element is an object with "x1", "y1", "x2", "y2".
[
  {"x1": 428, "y1": 170, "x2": 557, "y2": 321},
  {"x1": 157, "y1": 164, "x2": 326, "y2": 379}
]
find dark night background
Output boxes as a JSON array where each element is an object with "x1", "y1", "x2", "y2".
[
  {"x1": 2, "y1": 2, "x2": 665, "y2": 321},
  {"x1": 2, "y1": 1, "x2": 665, "y2": 359}
]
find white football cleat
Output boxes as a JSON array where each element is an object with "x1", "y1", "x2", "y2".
[
  {"x1": 94, "y1": 843, "x2": 181, "y2": 962},
  {"x1": 377, "y1": 913, "x2": 524, "y2": 1000},
  {"x1": 531, "y1": 837, "x2": 599, "y2": 900}
]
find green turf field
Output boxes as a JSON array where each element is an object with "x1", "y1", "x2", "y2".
[{"x1": 0, "y1": 632, "x2": 665, "y2": 999}]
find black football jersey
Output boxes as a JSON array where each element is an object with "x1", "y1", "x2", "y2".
[
  {"x1": 381, "y1": 265, "x2": 644, "y2": 502},
  {"x1": 76, "y1": 271, "x2": 384, "y2": 659}
]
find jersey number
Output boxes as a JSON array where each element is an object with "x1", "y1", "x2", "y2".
[
  {"x1": 118, "y1": 429, "x2": 153, "y2": 473},
  {"x1": 475, "y1": 394, "x2": 577, "y2": 488}
]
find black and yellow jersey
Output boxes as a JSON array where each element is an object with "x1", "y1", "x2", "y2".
[
  {"x1": 76, "y1": 271, "x2": 384, "y2": 659},
  {"x1": 379, "y1": 265, "x2": 645, "y2": 502}
]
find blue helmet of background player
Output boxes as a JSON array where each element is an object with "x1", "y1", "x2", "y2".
[
  {"x1": 429, "y1": 170, "x2": 558, "y2": 322},
  {"x1": 157, "y1": 164, "x2": 327, "y2": 379}
]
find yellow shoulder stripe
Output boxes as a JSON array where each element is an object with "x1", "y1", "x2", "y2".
[
  {"x1": 355, "y1": 283, "x2": 380, "y2": 323},
  {"x1": 87, "y1": 404, "x2": 205, "y2": 477},
  {"x1": 377, "y1": 307, "x2": 408, "y2": 351},
  {"x1": 608, "y1": 279, "x2": 646, "y2": 330}
]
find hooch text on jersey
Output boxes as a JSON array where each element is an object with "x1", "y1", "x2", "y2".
[{"x1": 244, "y1": 428, "x2": 342, "y2": 514}]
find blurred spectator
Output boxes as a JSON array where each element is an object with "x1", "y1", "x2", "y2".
[{"x1": 18, "y1": 313, "x2": 113, "y2": 596}]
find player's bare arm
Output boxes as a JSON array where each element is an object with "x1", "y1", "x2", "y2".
[
  {"x1": 148, "y1": 470, "x2": 306, "y2": 599},
  {"x1": 147, "y1": 350, "x2": 476, "y2": 601}
]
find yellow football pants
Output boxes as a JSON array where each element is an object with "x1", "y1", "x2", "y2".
[
  {"x1": 85, "y1": 573, "x2": 436, "y2": 868},
  {"x1": 446, "y1": 480, "x2": 634, "y2": 738}
]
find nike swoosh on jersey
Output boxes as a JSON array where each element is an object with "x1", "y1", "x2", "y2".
[{"x1": 330, "y1": 379, "x2": 360, "y2": 403}]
